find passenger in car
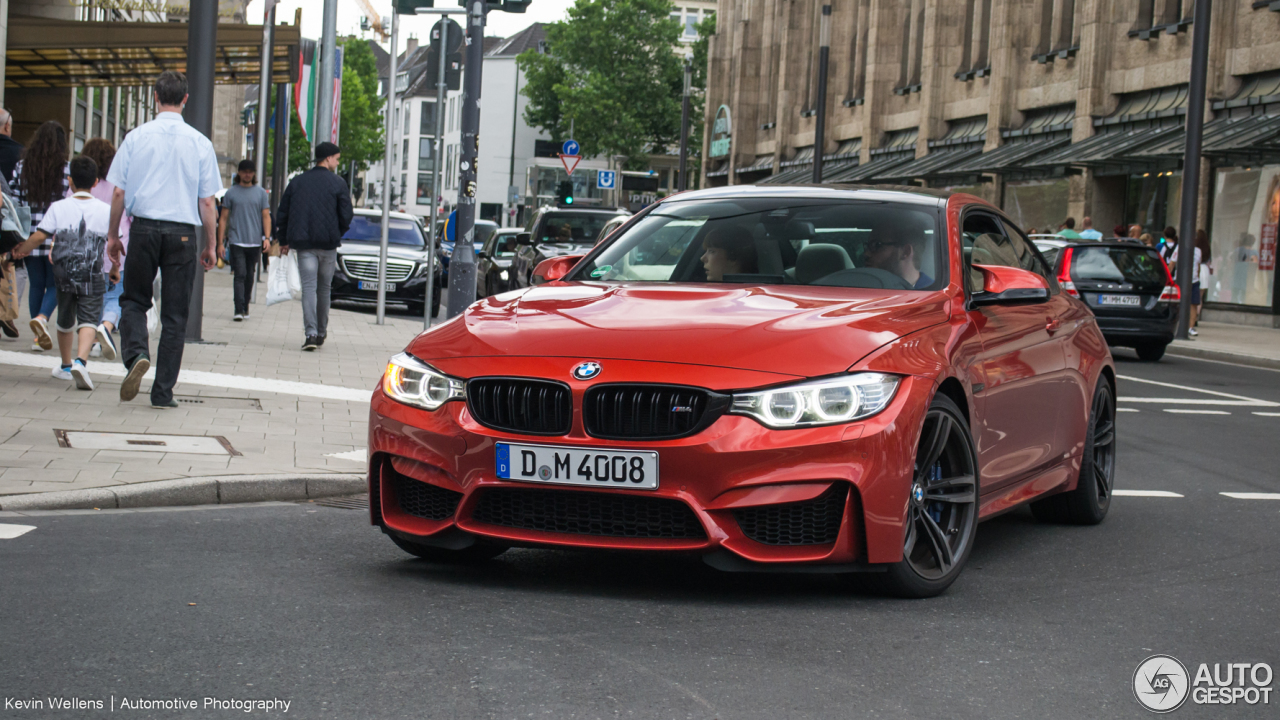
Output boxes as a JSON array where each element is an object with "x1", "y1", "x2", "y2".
[
  {"x1": 863, "y1": 225, "x2": 934, "y2": 289},
  {"x1": 700, "y1": 224, "x2": 758, "y2": 281}
]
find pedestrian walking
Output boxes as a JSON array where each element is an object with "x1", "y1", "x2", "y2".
[
  {"x1": 10, "y1": 155, "x2": 114, "y2": 390},
  {"x1": 1057, "y1": 217, "x2": 1082, "y2": 240},
  {"x1": 80, "y1": 137, "x2": 125, "y2": 361},
  {"x1": 274, "y1": 141, "x2": 352, "y2": 352},
  {"x1": 105, "y1": 71, "x2": 222, "y2": 407},
  {"x1": 1112, "y1": 224, "x2": 1129, "y2": 240},
  {"x1": 1158, "y1": 227, "x2": 1178, "y2": 267},
  {"x1": 1078, "y1": 216, "x2": 1103, "y2": 241},
  {"x1": 0, "y1": 108, "x2": 23, "y2": 184},
  {"x1": 1191, "y1": 229, "x2": 1213, "y2": 336},
  {"x1": 218, "y1": 159, "x2": 271, "y2": 321},
  {"x1": 11, "y1": 120, "x2": 70, "y2": 353}
]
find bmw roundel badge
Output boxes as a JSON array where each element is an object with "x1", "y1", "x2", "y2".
[{"x1": 572, "y1": 362, "x2": 602, "y2": 381}]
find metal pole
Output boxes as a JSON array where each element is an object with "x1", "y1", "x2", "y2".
[
  {"x1": 812, "y1": 4, "x2": 831, "y2": 184},
  {"x1": 424, "y1": 19, "x2": 450, "y2": 330},
  {"x1": 183, "y1": 0, "x2": 217, "y2": 342},
  {"x1": 316, "y1": 0, "x2": 338, "y2": 145},
  {"x1": 255, "y1": 4, "x2": 275, "y2": 180},
  {"x1": 376, "y1": 11, "x2": 399, "y2": 325},
  {"x1": 445, "y1": 1, "x2": 485, "y2": 319},
  {"x1": 678, "y1": 57, "x2": 691, "y2": 192},
  {"x1": 508, "y1": 63, "x2": 520, "y2": 225},
  {"x1": 1175, "y1": 0, "x2": 1212, "y2": 340}
]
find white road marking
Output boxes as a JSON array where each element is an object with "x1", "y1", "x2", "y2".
[
  {"x1": 1117, "y1": 374, "x2": 1279, "y2": 407},
  {"x1": 1113, "y1": 490, "x2": 1184, "y2": 498},
  {"x1": 1254, "y1": 412, "x2": 1280, "y2": 417},
  {"x1": 1119, "y1": 398, "x2": 1266, "y2": 405},
  {"x1": 0, "y1": 523, "x2": 37, "y2": 539},
  {"x1": 1117, "y1": 408, "x2": 1140, "y2": 412},
  {"x1": 1163, "y1": 409, "x2": 1230, "y2": 415},
  {"x1": 0, "y1": 349, "x2": 371, "y2": 403},
  {"x1": 324, "y1": 449, "x2": 367, "y2": 462},
  {"x1": 1220, "y1": 492, "x2": 1280, "y2": 500}
]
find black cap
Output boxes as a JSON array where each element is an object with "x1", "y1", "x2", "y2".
[
  {"x1": 315, "y1": 142, "x2": 341, "y2": 162},
  {"x1": 237, "y1": 159, "x2": 256, "y2": 172}
]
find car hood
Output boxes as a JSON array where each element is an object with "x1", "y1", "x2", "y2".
[
  {"x1": 338, "y1": 241, "x2": 425, "y2": 262},
  {"x1": 409, "y1": 282, "x2": 949, "y2": 378}
]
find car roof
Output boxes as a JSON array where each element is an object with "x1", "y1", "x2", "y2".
[
  {"x1": 663, "y1": 184, "x2": 953, "y2": 208},
  {"x1": 539, "y1": 206, "x2": 630, "y2": 216},
  {"x1": 1044, "y1": 239, "x2": 1152, "y2": 249},
  {"x1": 493, "y1": 227, "x2": 523, "y2": 234},
  {"x1": 353, "y1": 208, "x2": 421, "y2": 222}
]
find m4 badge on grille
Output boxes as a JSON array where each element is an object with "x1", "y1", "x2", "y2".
[
  {"x1": 571, "y1": 362, "x2": 602, "y2": 380},
  {"x1": 672, "y1": 406, "x2": 694, "y2": 413}
]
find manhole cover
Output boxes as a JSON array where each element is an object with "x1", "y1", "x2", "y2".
[
  {"x1": 304, "y1": 495, "x2": 369, "y2": 510},
  {"x1": 174, "y1": 395, "x2": 263, "y2": 411},
  {"x1": 54, "y1": 430, "x2": 240, "y2": 456}
]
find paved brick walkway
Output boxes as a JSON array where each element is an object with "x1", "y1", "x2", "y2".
[{"x1": 0, "y1": 268, "x2": 434, "y2": 496}]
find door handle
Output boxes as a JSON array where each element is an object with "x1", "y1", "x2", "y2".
[{"x1": 1045, "y1": 318, "x2": 1061, "y2": 335}]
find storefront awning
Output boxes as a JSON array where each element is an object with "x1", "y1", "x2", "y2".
[
  {"x1": 1025, "y1": 126, "x2": 1181, "y2": 169},
  {"x1": 1129, "y1": 114, "x2": 1280, "y2": 163},
  {"x1": 947, "y1": 134, "x2": 1071, "y2": 174},
  {"x1": 826, "y1": 152, "x2": 912, "y2": 183},
  {"x1": 5, "y1": 15, "x2": 300, "y2": 88},
  {"x1": 873, "y1": 145, "x2": 983, "y2": 182},
  {"x1": 735, "y1": 153, "x2": 775, "y2": 176}
]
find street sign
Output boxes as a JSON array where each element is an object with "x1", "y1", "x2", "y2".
[
  {"x1": 444, "y1": 209, "x2": 457, "y2": 243},
  {"x1": 561, "y1": 139, "x2": 580, "y2": 156},
  {"x1": 507, "y1": 184, "x2": 521, "y2": 204},
  {"x1": 561, "y1": 154, "x2": 581, "y2": 175},
  {"x1": 596, "y1": 170, "x2": 616, "y2": 190}
]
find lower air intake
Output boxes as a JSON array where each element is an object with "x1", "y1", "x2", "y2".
[
  {"x1": 472, "y1": 487, "x2": 706, "y2": 539},
  {"x1": 733, "y1": 486, "x2": 846, "y2": 545},
  {"x1": 394, "y1": 475, "x2": 463, "y2": 521}
]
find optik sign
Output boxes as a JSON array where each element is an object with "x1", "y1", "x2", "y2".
[{"x1": 709, "y1": 105, "x2": 732, "y2": 158}]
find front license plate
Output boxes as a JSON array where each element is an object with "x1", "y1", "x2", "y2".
[
  {"x1": 496, "y1": 442, "x2": 659, "y2": 490},
  {"x1": 358, "y1": 281, "x2": 396, "y2": 292}
]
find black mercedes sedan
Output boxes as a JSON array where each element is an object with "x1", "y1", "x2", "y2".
[{"x1": 332, "y1": 209, "x2": 442, "y2": 318}]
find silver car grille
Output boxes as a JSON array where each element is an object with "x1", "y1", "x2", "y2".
[{"x1": 342, "y1": 257, "x2": 415, "y2": 282}]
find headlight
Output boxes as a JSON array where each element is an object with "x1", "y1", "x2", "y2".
[
  {"x1": 729, "y1": 373, "x2": 900, "y2": 429},
  {"x1": 499, "y1": 270, "x2": 509, "y2": 281},
  {"x1": 382, "y1": 352, "x2": 465, "y2": 410}
]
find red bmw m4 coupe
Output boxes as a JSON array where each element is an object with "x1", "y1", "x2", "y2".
[{"x1": 367, "y1": 186, "x2": 1116, "y2": 597}]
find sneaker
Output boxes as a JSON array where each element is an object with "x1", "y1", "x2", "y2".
[
  {"x1": 70, "y1": 359, "x2": 94, "y2": 391},
  {"x1": 120, "y1": 356, "x2": 151, "y2": 402},
  {"x1": 242, "y1": 313, "x2": 250, "y2": 320},
  {"x1": 302, "y1": 336, "x2": 319, "y2": 351},
  {"x1": 316, "y1": 334, "x2": 326, "y2": 347},
  {"x1": 90, "y1": 343, "x2": 102, "y2": 358},
  {"x1": 31, "y1": 342, "x2": 44, "y2": 352},
  {"x1": 95, "y1": 324, "x2": 118, "y2": 361},
  {"x1": 0, "y1": 319, "x2": 17, "y2": 338},
  {"x1": 29, "y1": 317, "x2": 52, "y2": 350},
  {"x1": 151, "y1": 398, "x2": 179, "y2": 409},
  {"x1": 233, "y1": 314, "x2": 244, "y2": 321},
  {"x1": 51, "y1": 364, "x2": 72, "y2": 381},
  {"x1": 1187, "y1": 327, "x2": 1199, "y2": 337}
]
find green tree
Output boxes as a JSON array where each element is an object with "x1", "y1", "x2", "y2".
[{"x1": 517, "y1": 0, "x2": 682, "y2": 169}]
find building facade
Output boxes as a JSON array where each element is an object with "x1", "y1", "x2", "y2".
[{"x1": 702, "y1": 0, "x2": 1280, "y2": 322}]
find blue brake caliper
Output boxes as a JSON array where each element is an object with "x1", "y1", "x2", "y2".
[{"x1": 927, "y1": 463, "x2": 943, "y2": 523}]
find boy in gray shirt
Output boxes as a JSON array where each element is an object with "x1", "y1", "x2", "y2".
[{"x1": 218, "y1": 159, "x2": 271, "y2": 320}]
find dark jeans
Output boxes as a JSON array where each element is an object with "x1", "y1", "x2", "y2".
[
  {"x1": 119, "y1": 218, "x2": 197, "y2": 404},
  {"x1": 229, "y1": 244, "x2": 262, "y2": 315}
]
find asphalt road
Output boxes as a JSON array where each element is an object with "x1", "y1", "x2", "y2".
[{"x1": 2, "y1": 353, "x2": 1278, "y2": 720}]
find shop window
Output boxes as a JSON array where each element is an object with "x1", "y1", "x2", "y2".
[
  {"x1": 1002, "y1": 179, "x2": 1070, "y2": 235},
  {"x1": 1123, "y1": 171, "x2": 1182, "y2": 238},
  {"x1": 420, "y1": 101, "x2": 437, "y2": 136},
  {"x1": 1207, "y1": 167, "x2": 1278, "y2": 308},
  {"x1": 417, "y1": 173, "x2": 434, "y2": 204}
]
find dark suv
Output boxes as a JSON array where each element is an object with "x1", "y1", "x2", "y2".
[
  {"x1": 1034, "y1": 239, "x2": 1179, "y2": 361},
  {"x1": 509, "y1": 207, "x2": 628, "y2": 289}
]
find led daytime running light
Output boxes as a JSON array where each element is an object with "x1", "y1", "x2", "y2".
[
  {"x1": 730, "y1": 373, "x2": 901, "y2": 429},
  {"x1": 382, "y1": 353, "x2": 466, "y2": 411}
]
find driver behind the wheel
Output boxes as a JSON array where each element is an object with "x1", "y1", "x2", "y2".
[
  {"x1": 700, "y1": 224, "x2": 758, "y2": 281},
  {"x1": 862, "y1": 225, "x2": 933, "y2": 289}
]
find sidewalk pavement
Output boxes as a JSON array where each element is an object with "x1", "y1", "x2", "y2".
[
  {"x1": 1167, "y1": 321, "x2": 1280, "y2": 369},
  {"x1": 0, "y1": 267, "x2": 433, "y2": 504}
]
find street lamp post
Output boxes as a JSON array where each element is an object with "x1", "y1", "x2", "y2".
[
  {"x1": 812, "y1": 4, "x2": 831, "y2": 184},
  {"x1": 375, "y1": 10, "x2": 399, "y2": 325},
  {"x1": 316, "y1": 0, "x2": 338, "y2": 145},
  {"x1": 1175, "y1": 0, "x2": 1213, "y2": 340},
  {"x1": 445, "y1": 0, "x2": 487, "y2": 320},
  {"x1": 678, "y1": 55, "x2": 692, "y2": 192},
  {"x1": 184, "y1": 0, "x2": 217, "y2": 342}
]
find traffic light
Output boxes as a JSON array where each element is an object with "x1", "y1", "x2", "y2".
[
  {"x1": 556, "y1": 181, "x2": 574, "y2": 206},
  {"x1": 459, "y1": 0, "x2": 532, "y2": 11}
]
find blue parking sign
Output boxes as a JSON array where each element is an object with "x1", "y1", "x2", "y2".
[{"x1": 597, "y1": 170, "x2": 616, "y2": 190}]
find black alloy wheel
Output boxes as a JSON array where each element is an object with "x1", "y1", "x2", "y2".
[
  {"x1": 1031, "y1": 379, "x2": 1116, "y2": 525},
  {"x1": 877, "y1": 393, "x2": 979, "y2": 598}
]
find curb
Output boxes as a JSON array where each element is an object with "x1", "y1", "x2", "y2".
[
  {"x1": 0, "y1": 474, "x2": 367, "y2": 512},
  {"x1": 1167, "y1": 344, "x2": 1280, "y2": 371}
]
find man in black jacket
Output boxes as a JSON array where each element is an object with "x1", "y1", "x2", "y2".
[{"x1": 275, "y1": 142, "x2": 353, "y2": 350}]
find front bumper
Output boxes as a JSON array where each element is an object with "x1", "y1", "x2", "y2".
[
  {"x1": 332, "y1": 268, "x2": 438, "y2": 307},
  {"x1": 367, "y1": 359, "x2": 929, "y2": 567}
]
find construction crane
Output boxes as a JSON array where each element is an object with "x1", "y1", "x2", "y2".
[{"x1": 355, "y1": 0, "x2": 389, "y2": 41}]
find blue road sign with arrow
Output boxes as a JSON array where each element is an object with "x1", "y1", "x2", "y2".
[{"x1": 561, "y1": 140, "x2": 580, "y2": 156}]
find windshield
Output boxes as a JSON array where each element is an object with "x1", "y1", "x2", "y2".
[
  {"x1": 342, "y1": 216, "x2": 424, "y2": 247},
  {"x1": 1070, "y1": 246, "x2": 1166, "y2": 287},
  {"x1": 571, "y1": 198, "x2": 944, "y2": 290},
  {"x1": 536, "y1": 213, "x2": 617, "y2": 245}
]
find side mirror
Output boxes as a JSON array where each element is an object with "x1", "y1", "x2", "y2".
[
  {"x1": 515, "y1": 232, "x2": 533, "y2": 246},
  {"x1": 969, "y1": 264, "x2": 1051, "y2": 307},
  {"x1": 531, "y1": 254, "x2": 585, "y2": 285}
]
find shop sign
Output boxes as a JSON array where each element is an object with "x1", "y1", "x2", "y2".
[{"x1": 709, "y1": 105, "x2": 732, "y2": 158}]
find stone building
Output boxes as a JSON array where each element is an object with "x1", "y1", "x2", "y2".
[{"x1": 702, "y1": 0, "x2": 1280, "y2": 323}]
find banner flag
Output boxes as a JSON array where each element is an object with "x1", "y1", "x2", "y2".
[
  {"x1": 294, "y1": 39, "x2": 317, "y2": 142},
  {"x1": 330, "y1": 46, "x2": 344, "y2": 144}
]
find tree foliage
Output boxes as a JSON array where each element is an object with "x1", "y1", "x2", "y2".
[{"x1": 517, "y1": 0, "x2": 682, "y2": 169}]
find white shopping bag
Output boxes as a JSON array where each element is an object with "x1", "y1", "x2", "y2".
[
  {"x1": 146, "y1": 276, "x2": 161, "y2": 335},
  {"x1": 285, "y1": 253, "x2": 302, "y2": 300},
  {"x1": 266, "y1": 252, "x2": 299, "y2": 306}
]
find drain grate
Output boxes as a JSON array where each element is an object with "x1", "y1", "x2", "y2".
[
  {"x1": 304, "y1": 494, "x2": 369, "y2": 510},
  {"x1": 173, "y1": 395, "x2": 263, "y2": 411},
  {"x1": 55, "y1": 430, "x2": 240, "y2": 456}
]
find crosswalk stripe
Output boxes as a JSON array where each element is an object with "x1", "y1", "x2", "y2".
[
  {"x1": 1113, "y1": 490, "x2": 1183, "y2": 498},
  {"x1": 1163, "y1": 409, "x2": 1230, "y2": 415},
  {"x1": 1220, "y1": 492, "x2": 1280, "y2": 500},
  {"x1": 0, "y1": 523, "x2": 37, "y2": 539},
  {"x1": 1254, "y1": 412, "x2": 1280, "y2": 417}
]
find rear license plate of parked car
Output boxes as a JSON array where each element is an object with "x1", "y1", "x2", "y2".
[
  {"x1": 358, "y1": 281, "x2": 396, "y2": 292},
  {"x1": 1097, "y1": 294, "x2": 1141, "y2": 306},
  {"x1": 496, "y1": 442, "x2": 659, "y2": 490}
]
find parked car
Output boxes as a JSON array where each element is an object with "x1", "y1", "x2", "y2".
[
  {"x1": 332, "y1": 209, "x2": 442, "y2": 318},
  {"x1": 594, "y1": 215, "x2": 629, "y2": 245},
  {"x1": 1033, "y1": 238, "x2": 1179, "y2": 361},
  {"x1": 476, "y1": 227, "x2": 523, "y2": 298},
  {"x1": 368, "y1": 185, "x2": 1116, "y2": 598},
  {"x1": 440, "y1": 219, "x2": 499, "y2": 281},
  {"x1": 509, "y1": 207, "x2": 628, "y2": 289}
]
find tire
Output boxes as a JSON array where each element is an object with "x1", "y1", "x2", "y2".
[
  {"x1": 408, "y1": 302, "x2": 426, "y2": 318},
  {"x1": 431, "y1": 285, "x2": 442, "y2": 318},
  {"x1": 1135, "y1": 343, "x2": 1166, "y2": 362},
  {"x1": 875, "y1": 393, "x2": 979, "y2": 599},
  {"x1": 1030, "y1": 379, "x2": 1116, "y2": 525},
  {"x1": 389, "y1": 535, "x2": 509, "y2": 563}
]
